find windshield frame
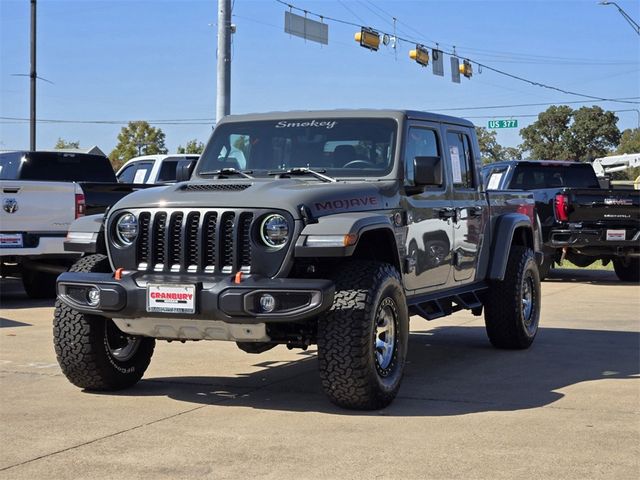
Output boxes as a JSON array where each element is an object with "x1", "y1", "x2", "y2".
[{"x1": 194, "y1": 117, "x2": 400, "y2": 181}]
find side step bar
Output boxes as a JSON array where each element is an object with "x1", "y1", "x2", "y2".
[{"x1": 408, "y1": 282, "x2": 488, "y2": 321}]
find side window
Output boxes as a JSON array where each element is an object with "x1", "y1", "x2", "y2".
[
  {"x1": 446, "y1": 131, "x2": 474, "y2": 189},
  {"x1": 117, "y1": 164, "x2": 138, "y2": 183},
  {"x1": 404, "y1": 127, "x2": 440, "y2": 186},
  {"x1": 157, "y1": 160, "x2": 179, "y2": 182},
  {"x1": 486, "y1": 167, "x2": 507, "y2": 190}
]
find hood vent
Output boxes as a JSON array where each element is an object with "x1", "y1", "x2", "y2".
[{"x1": 182, "y1": 183, "x2": 251, "y2": 192}]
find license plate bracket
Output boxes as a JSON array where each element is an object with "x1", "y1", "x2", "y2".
[
  {"x1": 146, "y1": 284, "x2": 196, "y2": 314},
  {"x1": 0, "y1": 233, "x2": 23, "y2": 248},
  {"x1": 606, "y1": 229, "x2": 625, "y2": 241}
]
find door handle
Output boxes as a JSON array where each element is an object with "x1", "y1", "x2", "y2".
[
  {"x1": 469, "y1": 206, "x2": 483, "y2": 217},
  {"x1": 438, "y1": 207, "x2": 456, "y2": 220}
]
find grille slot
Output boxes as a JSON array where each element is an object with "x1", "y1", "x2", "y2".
[
  {"x1": 185, "y1": 212, "x2": 201, "y2": 272},
  {"x1": 168, "y1": 212, "x2": 184, "y2": 271},
  {"x1": 152, "y1": 212, "x2": 167, "y2": 271},
  {"x1": 131, "y1": 209, "x2": 257, "y2": 274},
  {"x1": 137, "y1": 212, "x2": 151, "y2": 269},
  {"x1": 202, "y1": 212, "x2": 218, "y2": 273},
  {"x1": 239, "y1": 213, "x2": 253, "y2": 272},
  {"x1": 220, "y1": 212, "x2": 235, "y2": 273}
]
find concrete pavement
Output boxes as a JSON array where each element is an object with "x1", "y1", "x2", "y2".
[{"x1": 0, "y1": 268, "x2": 638, "y2": 479}]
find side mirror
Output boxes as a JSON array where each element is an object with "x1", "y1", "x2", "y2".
[
  {"x1": 176, "y1": 160, "x2": 197, "y2": 182},
  {"x1": 414, "y1": 156, "x2": 442, "y2": 186}
]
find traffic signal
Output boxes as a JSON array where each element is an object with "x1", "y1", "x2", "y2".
[
  {"x1": 409, "y1": 45, "x2": 430, "y2": 67},
  {"x1": 459, "y1": 59, "x2": 473, "y2": 78},
  {"x1": 355, "y1": 27, "x2": 380, "y2": 51}
]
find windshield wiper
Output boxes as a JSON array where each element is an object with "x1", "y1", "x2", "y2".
[
  {"x1": 198, "y1": 168, "x2": 254, "y2": 179},
  {"x1": 268, "y1": 167, "x2": 336, "y2": 183}
]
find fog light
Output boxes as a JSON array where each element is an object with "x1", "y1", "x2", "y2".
[
  {"x1": 87, "y1": 287, "x2": 100, "y2": 306},
  {"x1": 259, "y1": 294, "x2": 276, "y2": 313}
]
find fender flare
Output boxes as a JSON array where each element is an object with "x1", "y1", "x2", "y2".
[
  {"x1": 63, "y1": 214, "x2": 106, "y2": 254},
  {"x1": 295, "y1": 212, "x2": 399, "y2": 260},
  {"x1": 488, "y1": 213, "x2": 534, "y2": 281}
]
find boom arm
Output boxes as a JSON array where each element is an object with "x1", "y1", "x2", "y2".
[{"x1": 592, "y1": 153, "x2": 640, "y2": 177}]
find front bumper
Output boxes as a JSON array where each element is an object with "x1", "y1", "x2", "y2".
[{"x1": 56, "y1": 270, "x2": 335, "y2": 324}]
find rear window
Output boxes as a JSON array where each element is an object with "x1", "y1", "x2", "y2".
[
  {"x1": 510, "y1": 163, "x2": 599, "y2": 189},
  {"x1": 0, "y1": 152, "x2": 116, "y2": 182}
]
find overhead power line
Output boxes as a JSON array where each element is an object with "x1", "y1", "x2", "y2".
[
  {"x1": 274, "y1": 0, "x2": 640, "y2": 105},
  {"x1": 430, "y1": 97, "x2": 640, "y2": 112}
]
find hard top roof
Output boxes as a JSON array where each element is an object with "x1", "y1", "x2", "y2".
[{"x1": 219, "y1": 109, "x2": 475, "y2": 128}]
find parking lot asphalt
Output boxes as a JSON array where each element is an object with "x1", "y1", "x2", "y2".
[{"x1": 0, "y1": 268, "x2": 638, "y2": 479}]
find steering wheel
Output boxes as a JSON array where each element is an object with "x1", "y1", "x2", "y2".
[{"x1": 342, "y1": 159, "x2": 375, "y2": 168}]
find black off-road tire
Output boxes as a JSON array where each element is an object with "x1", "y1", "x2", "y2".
[
  {"x1": 22, "y1": 266, "x2": 58, "y2": 299},
  {"x1": 484, "y1": 246, "x2": 541, "y2": 349},
  {"x1": 317, "y1": 261, "x2": 409, "y2": 410},
  {"x1": 53, "y1": 254, "x2": 155, "y2": 390},
  {"x1": 613, "y1": 258, "x2": 640, "y2": 282}
]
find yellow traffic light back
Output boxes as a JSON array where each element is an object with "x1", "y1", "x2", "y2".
[
  {"x1": 459, "y1": 59, "x2": 473, "y2": 78},
  {"x1": 409, "y1": 45, "x2": 430, "y2": 67},
  {"x1": 355, "y1": 27, "x2": 380, "y2": 51}
]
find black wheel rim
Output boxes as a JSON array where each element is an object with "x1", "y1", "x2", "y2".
[
  {"x1": 374, "y1": 297, "x2": 398, "y2": 377},
  {"x1": 521, "y1": 271, "x2": 538, "y2": 335},
  {"x1": 105, "y1": 320, "x2": 141, "y2": 362}
]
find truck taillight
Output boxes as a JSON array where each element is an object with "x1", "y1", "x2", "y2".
[
  {"x1": 554, "y1": 194, "x2": 569, "y2": 222},
  {"x1": 75, "y1": 193, "x2": 86, "y2": 219}
]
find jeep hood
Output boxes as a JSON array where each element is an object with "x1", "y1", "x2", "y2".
[{"x1": 110, "y1": 179, "x2": 400, "y2": 219}]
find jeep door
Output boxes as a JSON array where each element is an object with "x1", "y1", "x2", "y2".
[
  {"x1": 443, "y1": 127, "x2": 488, "y2": 282},
  {"x1": 402, "y1": 122, "x2": 454, "y2": 291}
]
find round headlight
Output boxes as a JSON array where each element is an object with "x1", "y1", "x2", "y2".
[
  {"x1": 116, "y1": 213, "x2": 138, "y2": 245},
  {"x1": 260, "y1": 214, "x2": 289, "y2": 248}
]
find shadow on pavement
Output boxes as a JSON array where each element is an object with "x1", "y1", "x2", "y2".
[
  {"x1": 0, "y1": 278, "x2": 55, "y2": 310},
  {"x1": 545, "y1": 268, "x2": 636, "y2": 286},
  {"x1": 110, "y1": 325, "x2": 639, "y2": 416}
]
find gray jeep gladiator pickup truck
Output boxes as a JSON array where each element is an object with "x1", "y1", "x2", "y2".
[{"x1": 54, "y1": 110, "x2": 541, "y2": 410}]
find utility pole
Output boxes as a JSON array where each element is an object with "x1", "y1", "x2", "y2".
[
  {"x1": 216, "y1": 0, "x2": 232, "y2": 123},
  {"x1": 30, "y1": 0, "x2": 37, "y2": 151}
]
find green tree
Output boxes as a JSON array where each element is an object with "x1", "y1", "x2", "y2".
[
  {"x1": 520, "y1": 105, "x2": 620, "y2": 161},
  {"x1": 568, "y1": 106, "x2": 620, "y2": 161},
  {"x1": 476, "y1": 127, "x2": 503, "y2": 164},
  {"x1": 616, "y1": 128, "x2": 640, "y2": 154},
  {"x1": 54, "y1": 138, "x2": 80, "y2": 149},
  {"x1": 520, "y1": 105, "x2": 573, "y2": 160},
  {"x1": 109, "y1": 121, "x2": 167, "y2": 169},
  {"x1": 177, "y1": 139, "x2": 205, "y2": 154},
  {"x1": 475, "y1": 127, "x2": 521, "y2": 163}
]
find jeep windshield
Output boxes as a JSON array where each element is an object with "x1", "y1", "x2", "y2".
[{"x1": 195, "y1": 118, "x2": 397, "y2": 179}]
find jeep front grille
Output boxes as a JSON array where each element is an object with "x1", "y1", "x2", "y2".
[{"x1": 134, "y1": 209, "x2": 254, "y2": 274}]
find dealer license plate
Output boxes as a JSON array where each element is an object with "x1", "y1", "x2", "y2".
[
  {"x1": 606, "y1": 229, "x2": 625, "y2": 241},
  {"x1": 146, "y1": 284, "x2": 196, "y2": 314},
  {"x1": 0, "y1": 233, "x2": 23, "y2": 248}
]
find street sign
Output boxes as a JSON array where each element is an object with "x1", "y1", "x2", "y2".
[
  {"x1": 285, "y1": 11, "x2": 329, "y2": 45},
  {"x1": 488, "y1": 119, "x2": 518, "y2": 129}
]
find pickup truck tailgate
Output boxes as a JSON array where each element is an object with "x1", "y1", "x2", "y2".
[
  {"x1": 565, "y1": 189, "x2": 640, "y2": 224},
  {"x1": 0, "y1": 181, "x2": 77, "y2": 233}
]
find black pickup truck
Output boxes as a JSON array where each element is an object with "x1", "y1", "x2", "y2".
[
  {"x1": 483, "y1": 160, "x2": 640, "y2": 281},
  {"x1": 0, "y1": 151, "x2": 154, "y2": 297},
  {"x1": 54, "y1": 110, "x2": 542, "y2": 410}
]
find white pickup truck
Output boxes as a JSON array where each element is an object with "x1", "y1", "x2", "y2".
[
  {"x1": 0, "y1": 151, "x2": 150, "y2": 298},
  {"x1": 116, "y1": 154, "x2": 199, "y2": 184}
]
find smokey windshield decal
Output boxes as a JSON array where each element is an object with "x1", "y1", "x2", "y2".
[{"x1": 275, "y1": 120, "x2": 337, "y2": 129}]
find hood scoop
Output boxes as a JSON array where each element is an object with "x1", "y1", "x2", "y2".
[{"x1": 182, "y1": 183, "x2": 252, "y2": 192}]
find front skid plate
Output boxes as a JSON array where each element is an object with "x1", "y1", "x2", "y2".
[{"x1": 112, "y1": 317, "x2": 269, "y2": 341}]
